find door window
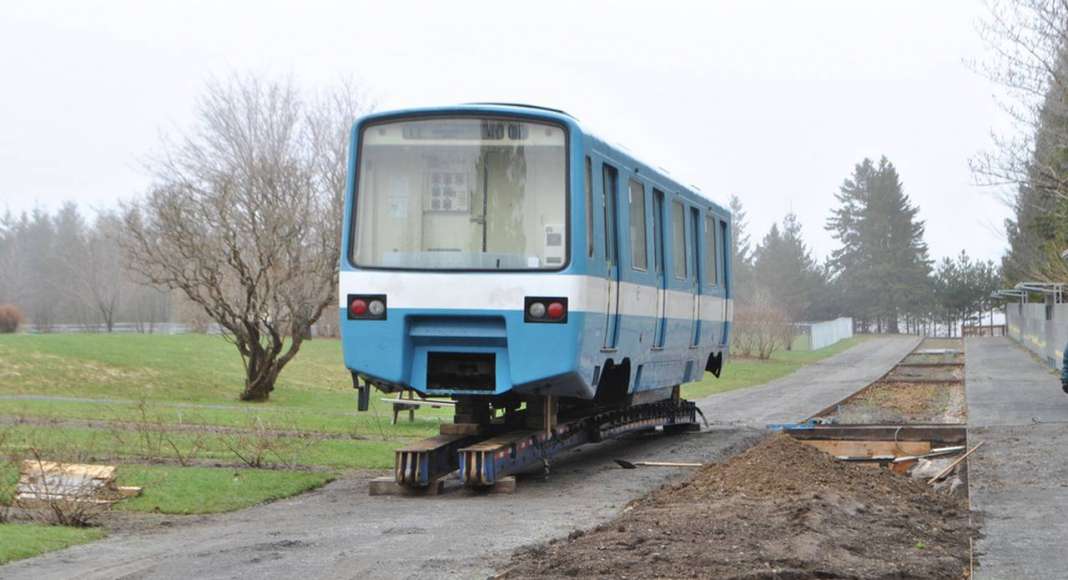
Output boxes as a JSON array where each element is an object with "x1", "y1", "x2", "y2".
[
  {"x1": 652, "y1": 190, "x2": 664, "y2": 274},
  {"x1": 628, "y1": 179, "x2": 648, "y2": 271},
  {"x1": 704, "y1": 215, "x2": 718, "y2": 287},
  {"x1": 603, "y1": 165, "x2": 618, "y2": 266},
  {"x1": 672, "y1": 200, "x2": 686, "y2": 279}
]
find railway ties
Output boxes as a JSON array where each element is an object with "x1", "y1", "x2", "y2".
[{"x1": 389, "y1": 399, "x2": 701, "y2": 493}]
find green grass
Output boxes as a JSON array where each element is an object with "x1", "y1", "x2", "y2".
[
  {"x1": 0, "y1": 463, "x2": 17, "y2": 505},
  {"x1": 116, "y1": 465, "x2": 333, "y2": 514},
  {"x1": 0, "y1": 523, "x2": 104, "y2": 565},
  {"x1": 0, "y1": 425, "x2": 401, "y2": 470},
  {"x1": 683, "y1": 336, "x2": 867, "y2": 399},
  {"x1": 0, "y1": 463, "x2": 334, "y2": 515},
  {"x1": 0, "y1": 333, "x2": 449, "y2": 437}
]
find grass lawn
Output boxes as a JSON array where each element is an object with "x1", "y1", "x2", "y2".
[
  {"x1": 116, "y1": 465, "x2": 334, "y2": 514},
  {"x1": 0, "y1": 333, "x2": 449, "y2": 438},
  {"x1": 0, "y1": 463, "x2": 333, "y2": 515},
  {"x1": 1, "y1": 424, "x2": 400, "y2": 469},
  {"x1": 0, "y1": 523, "x2": 104, "y2": 565},
  {"x1": 682, "y1": 336, "x2": 867, "y2": 399}
]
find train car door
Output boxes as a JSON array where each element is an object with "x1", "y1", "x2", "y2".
[
  {"x1": 652, "y1": 190, "x2": 667, "y2": 348},
  {"x1": 689, "y1": 207, "x2": 702, "y2": 347},
  {"x1": 602, "y1": 164, "x2": 620, "y2": 349}
]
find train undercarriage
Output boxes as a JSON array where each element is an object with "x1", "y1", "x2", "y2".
[{"x1": 356, "y1": 377, "x2": 704, "y2": 490}]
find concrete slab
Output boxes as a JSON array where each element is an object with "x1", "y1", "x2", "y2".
[
  {"x1": 966, "y1": 337, "x2": 1062, "y2": 427},
  {"x1": 966, "y1": 337, "x2": 1068, "y2": 579}
]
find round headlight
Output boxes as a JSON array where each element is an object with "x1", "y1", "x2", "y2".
[
  {"x1": 528, "y1": 302, "x2": 546, "y2": 319},
  {"x1": 368, "y1": 300, "x2": 386, "y2": 316}
]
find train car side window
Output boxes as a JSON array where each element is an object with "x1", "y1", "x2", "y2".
[
  {"x1": 704, "y1": 215, "x2": 718, "y2": 286},
  {"x1": 585, "y1": 157, "x2": 594, "y2": 258},
  {"x1": 628, "y1": 179, "x2": 648, "y2": 271},
  {"x1": 652, "y1": 190, "x2": 664, "y2": 273},
  {"x1": 603, "y1": 165, "x2": 618, "y2": 265},
  {"x1": 671, "y1": 200, "x2": 687, "y2": 279}
]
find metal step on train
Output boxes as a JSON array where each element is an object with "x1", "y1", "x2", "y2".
[{"x1": 392, "y1": 399, "x2": 701, "y2": 491}]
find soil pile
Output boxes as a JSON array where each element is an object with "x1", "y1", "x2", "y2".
[{"x1": 504, "y1": 434, "x2": 973, "y2": 579}]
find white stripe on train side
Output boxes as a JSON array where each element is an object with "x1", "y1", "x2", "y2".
[{"x1": 339, "y1": 271, "x2": 732, "y2": 323}]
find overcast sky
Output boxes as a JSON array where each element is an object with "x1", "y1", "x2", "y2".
[{"x1": 0, "y1": 0, "x2": 1012, "y2": 263}]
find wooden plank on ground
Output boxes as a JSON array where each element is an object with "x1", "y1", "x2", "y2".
[{"x1": 799, "y1": 439, "x2": 931, "y2": 458}]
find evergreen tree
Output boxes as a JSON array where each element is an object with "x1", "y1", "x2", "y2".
[
  {"x1": 752, "y1": 213, "x2": 827, "y2": 321},
  {"x1": 826, "y1": 157, "x2": 931, "y2": 332},
  {"x1": 728, "y1": 195, "x2": 754, "y2": 297}
]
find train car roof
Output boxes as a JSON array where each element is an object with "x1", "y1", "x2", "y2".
[{"x1": 354, "y1": 104, "x2": 731, "y2": 216}]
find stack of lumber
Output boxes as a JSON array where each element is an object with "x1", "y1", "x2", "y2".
[{"x1": 15, "y1": 461, "x2": 141, "y2": 508}]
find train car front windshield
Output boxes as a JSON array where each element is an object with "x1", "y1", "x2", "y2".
[{"x1": 352, "y1": 117, "x2": 568, "y2": 271}]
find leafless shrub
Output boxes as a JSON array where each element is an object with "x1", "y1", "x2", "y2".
[
  {"x1": 731, "y1": 288, "x2": 794, "y2": 360},
  {"x1": 221, "y1": 417, "x2": 323, "y2": 469},
  {"x1": 0, "y1": 304, "x2": 24, "y2": 333},
  {"x1": 108, "y1": 400, "x2": 208, "y2": 466}
]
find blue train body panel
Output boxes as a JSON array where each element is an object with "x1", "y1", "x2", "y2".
[{"x1": 340, "y1": 104, "x2": 732, "y2": 402}]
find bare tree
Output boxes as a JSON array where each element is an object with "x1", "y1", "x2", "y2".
[
  {"x1": 972, "y1": 0, "x2": 1068, "y2": 193},
  {"x1": 121, "y1": 75, "x2": 369, "y2": 401},
  {"x1": 72, "y1": 213, "x2": 124, "y2": 332},
  {"x1": 730, "y1": 287, "x2": 794, "y2": 360}
]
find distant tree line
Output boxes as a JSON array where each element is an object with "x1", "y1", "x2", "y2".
[
  {"x1": 731, "y1": 156, "x2": 1001, "y2": 342},
  {"x1": 0, "y1": 204, "x2": 172, "y2": 333}
]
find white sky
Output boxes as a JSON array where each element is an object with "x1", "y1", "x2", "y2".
[{"x1": 0, "y1": 0, "x2": 1011, "y2": 263}]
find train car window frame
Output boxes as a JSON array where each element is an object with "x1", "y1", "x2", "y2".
[
  {"x1": 628, "y1": 179, "x2": 648, "y2": 271},
  {"x1": 585, "y1": 156, "x2": 594, "y2": 258},
  {"x1": 348, "y1": 113, "x2": 571, "y2": 273},
  {"x1": 704, "y1": 214, "x2": 718, "y2": 287},
  {"x1": 671, "y1": 199, "x2": 687, "y2": 280}
]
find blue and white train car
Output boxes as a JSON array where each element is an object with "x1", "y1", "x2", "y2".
[{"x1": 340, "y1": 104, "x2": 732, "y2": 422}]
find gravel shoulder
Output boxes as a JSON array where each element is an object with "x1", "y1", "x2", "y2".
[
  {"x1": 0, "y1": 336, "x2": 915, "y2": 580},
  {"x1": 966, "y1": 337, "x2": 1068, "y2": 579}
]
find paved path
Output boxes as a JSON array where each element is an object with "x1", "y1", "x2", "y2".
[
  {"x1": 1, "y1": 336, "x2": 915, "y2": 580},
  {"x1": 966, "y1": 337, "x2": 1068, "y2": 580},
  {"x1": 700, "y1": 334, "x2": 920, "y2": 426}
]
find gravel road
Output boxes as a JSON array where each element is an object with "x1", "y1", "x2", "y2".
[{"x1": 0, "y1": 336, "x2": 916, "y2": 580}]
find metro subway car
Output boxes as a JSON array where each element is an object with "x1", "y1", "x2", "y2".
[{"x1": 340, "y1": 104, "x2": 732, "y2": 423}]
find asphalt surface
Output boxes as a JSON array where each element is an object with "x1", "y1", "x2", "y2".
[
  {"x1": 0, "y1": 336, "x2": 916, "y2": 580},
  {"x1": 699, "y1": 334, "x2": 920, "y2": 426},
  {"x1": 966, "y1": 337, "x2": 1068, "y2": 580}
]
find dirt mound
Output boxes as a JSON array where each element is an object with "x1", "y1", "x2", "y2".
[{"x1": 504, "y1": 434, "x2": 973, "y2": 579}]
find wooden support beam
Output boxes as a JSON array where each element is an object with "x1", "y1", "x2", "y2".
[{"x1": 798, "y1": 439, "x2": 931, "y2": 458}]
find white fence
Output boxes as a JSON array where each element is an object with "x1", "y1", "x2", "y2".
[
  {"x1": 1006, "y1": 301, "x2": 1068, "y2": 370},
  {"x1": 792, "y1": 317, "x2": 854, "y2": 351}
]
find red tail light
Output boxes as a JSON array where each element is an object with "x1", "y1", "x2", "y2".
[
  {"x1": 547, "y1": 302, "x2": 566, "y2": 320},
  {"x1": 350, "y1": 299, "x2": 368, "y2": 316}
]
